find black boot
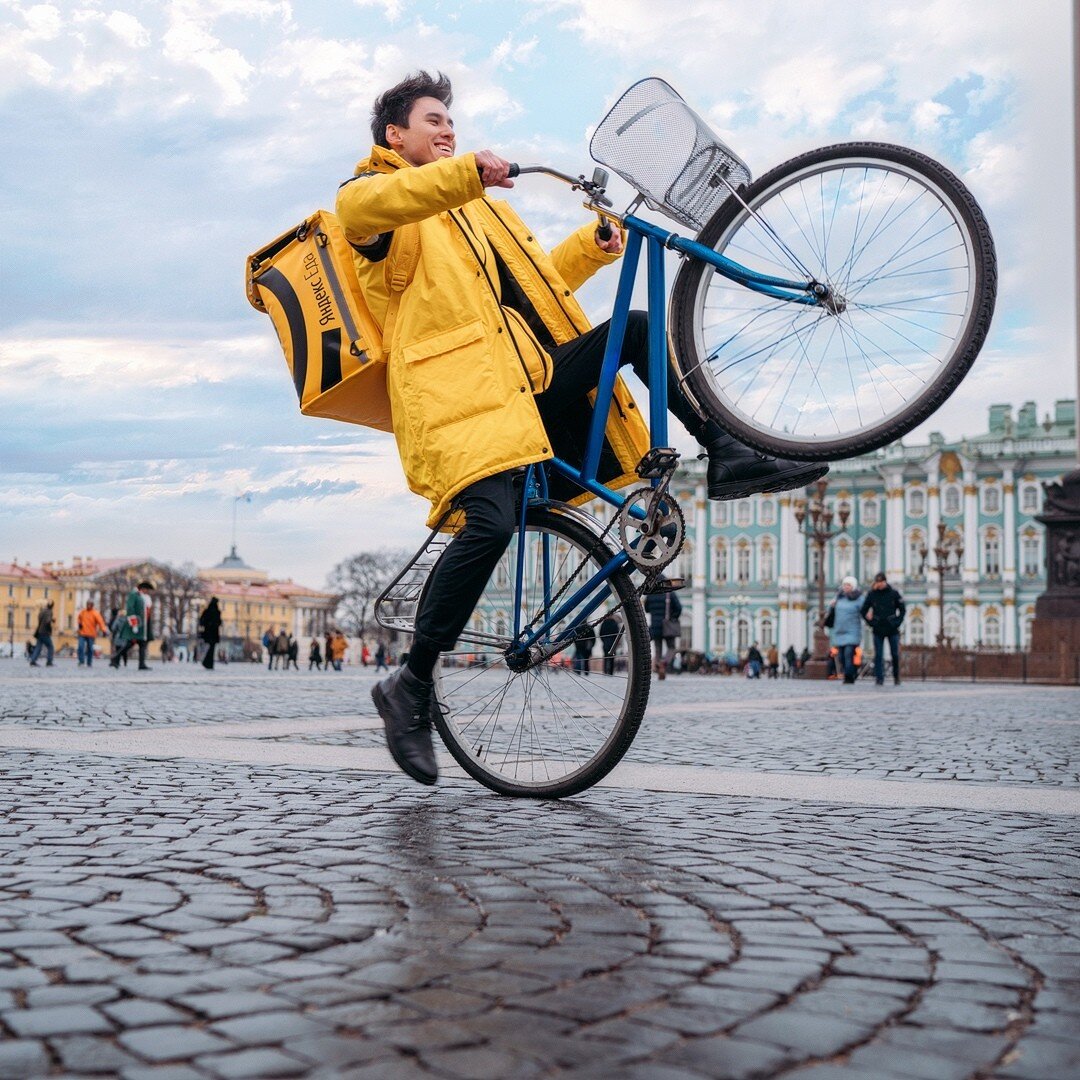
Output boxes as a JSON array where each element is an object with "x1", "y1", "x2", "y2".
[
  {"x1": 371, "y1": 666, "x2": 438, "y2": 785},
  {"x1": 703, "y1": 431, "x2": 829, "y2": 501}
]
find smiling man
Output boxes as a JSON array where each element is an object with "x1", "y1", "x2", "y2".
[{"x1": 336, "y1": 70, "x2": 826, "y2": 786}]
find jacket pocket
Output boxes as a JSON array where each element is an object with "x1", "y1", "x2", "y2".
[
  {"x1": 398, "y1": 318, "x2": 506, "y2": 432},
  {"x1": 502, "y1": 306, "x2": 551, "y2": 393}
]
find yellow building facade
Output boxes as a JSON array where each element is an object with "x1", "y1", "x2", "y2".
[{"x1": 1, "y1": 550, "x2": 338, "y2": 658}]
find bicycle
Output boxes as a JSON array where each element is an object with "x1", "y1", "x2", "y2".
[{"x1": 374, "y1": 77, "x2": 996, "y2": 799}]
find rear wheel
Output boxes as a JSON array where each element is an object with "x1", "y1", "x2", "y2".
[
  {"x1": 670, "y1": 142, "x2": 997, "y2": 460},
  {"x1": 431, "y1": 506, "x2": 650, "y2": 798}
]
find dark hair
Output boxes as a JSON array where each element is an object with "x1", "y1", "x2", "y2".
[
  {"x1": 370, "y1": 70, "x2": 453, "y2": 148},
  {"x1": 873, "y1": 572, "x2": 887, "y2": 583}
]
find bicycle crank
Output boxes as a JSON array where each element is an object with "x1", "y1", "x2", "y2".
[{"x1": 617, "y1": 486, "x2": 685, "y2": 571}]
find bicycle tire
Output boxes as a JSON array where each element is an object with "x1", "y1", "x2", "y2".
[
  {"x1": 670, "y1": 142, "x2": 997, "y2": 460},
  {"x1": 431, "y1": 505, "x2": 650, "y2": 798}
]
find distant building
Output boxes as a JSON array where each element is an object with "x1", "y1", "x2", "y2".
[
  {"x1": 661, "y1": 399, "x2": 1076, "y2": 655},
  {"x1": 0, "y1": 549, "x2": 337, "y2": 657}
]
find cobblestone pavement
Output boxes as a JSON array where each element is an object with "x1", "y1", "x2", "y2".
[{"x1": 0, "y1": 662, "x2": 1077, "y2": 1078}]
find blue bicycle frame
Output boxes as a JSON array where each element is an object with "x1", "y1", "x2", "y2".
[{"x1": 507, "y1": 212, "x2": 819, "y2": 657}]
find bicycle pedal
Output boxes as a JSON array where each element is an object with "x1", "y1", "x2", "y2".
[
  {"x1": 635, "y1": 447, "x2": 680, "y2": 479},
  {"x1": 642, "y1": 575, "x2": 685, "y2": 595}
]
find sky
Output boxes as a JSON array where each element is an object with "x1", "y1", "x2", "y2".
[{"x1": 0, "y1": 0, "x2": 1076, "y2": 589}]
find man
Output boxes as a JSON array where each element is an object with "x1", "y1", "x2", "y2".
[
  {"x1": 644, "y1": 588, "x2": 681, "y2": 681},
  {"x1": 110, "y1": 581, "x2": 155, "y2": 670},
  {"x1": 598, "y1": 611, "x2": 622, "y2": 677},
  {"x1": 28, "y1": 600, "x2": 56, "y2": 667},
  {"x1": 76, "y1": 600, "x2": 108, "y2": 667},
  {"x1": 339, "y1": 71, "x2": 827, "y2": 786},
  {"x1": 861, "y1": 571, "x2": 906, "y2": 686},
  {"x1": 746, "y1": 642, "x2": 764, "y2": 678}
]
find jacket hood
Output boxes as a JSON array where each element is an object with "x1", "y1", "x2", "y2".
[{"x1": 354, "y1": 145, "x2": 410, "y2": 175}]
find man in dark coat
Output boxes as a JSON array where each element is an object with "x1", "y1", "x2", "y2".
[
  {"x1": 198, "y1": 597, "x2": 222, "y2": 670},
  {"x1": 861, "y1": 572, "x2": 906, "y2": 685},
  {"x1": 598, "y1": 612, "x2": 622, "y2": 677},
  {"x1": 572, "y1": 622, "x2": 597, "y2": 675},
  {"x1": 28, "y1": 601, "x2": 56, "y2": 667},
  {"x1": 644, "y1": 587, "x2": 682, "y2": 680}
]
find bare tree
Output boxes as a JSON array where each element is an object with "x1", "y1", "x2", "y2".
[
  {"x1": 327, "y1": 549, "x2": 410, "y2": 638},
  {"x1": 94, "y1": 568, "x2": 141, "y2": 621},
  {"x1": 156, "y1": 563, "x2": 206, "y2": 638}
]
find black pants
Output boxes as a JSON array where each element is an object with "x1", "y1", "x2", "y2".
[
  {"x1": 413, "y1": 313, "x2": 713, "y2": 653},
  {"x1": 114, "y1": 640, "x2": 148, "y2": 668}
]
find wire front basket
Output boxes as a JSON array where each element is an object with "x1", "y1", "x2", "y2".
[{"x1": 589, "y1": 78, "x2": 752, "y2": 233}]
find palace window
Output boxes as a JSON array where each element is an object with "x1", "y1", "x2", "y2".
[
  {"x1": 1022, "y1": 609, "x2": 1035, "y2": 649},
  {"x1": 1022, "y1": 534, "x2": 1041, "y2": 577},
  {"x1": 712, "y1": 501, "x2": 730, "y2": 527},
  {"x1": 908, "y1": 611, "x2": 925, "y2": 645},
  {"x1": 861, "y1": 538, "x2": 881, "y2": 580},
  {"x1": 711, "y1": 540, "x2": 728, "y2": 584},
  {"x1": 862, "y1": 498, "x2": 879, "y2": 526},
  {"x1": 759, "y1": 498, "x2": 775, "y2": 526},
  {"x1": 735, "y1": 500, "x2": 752, "y2": 527},
  {"x1": 944, "y1": 610, "x2": 963, "y2": 646},
  {"x1": 736, "y1": 615, "x2": 751, "y2": 651},
  {"x1": 759, "y1": 612, "x2": 775, "y2": 648},
  {"x1": 835, "y1": 539, "x2": 854, "y2": 581},
  {"x1": 982, "y1": 484, "x2": 1000, "y2": 514},
  {"x1": 982, "y1": 612, "x2": 1002, "y2": 648},
  {"x1": 736, "y1": 544, "x2": 751, "y2": 584},
  {"x1": 982, "y1": 530, "x2": 1001, "y2": 577},
  {"x1": 759, "y1": 541, "x2": 775, "y2": 585},
  {"x1": 906, "y1": 530, "x2": 926, "y2": 578},
  {"x1": 1021, "y1": 484, "x2": 1040, "y2": 514},
  {"x1": 908, "y1": 488, "x2": 926, "y2": 517},
  {"x1": 943, "y1": 484, "x2": 961, "y2": 516},
  {"x1": 712, "y1": 614, "x2": 728, "y2": 652}
]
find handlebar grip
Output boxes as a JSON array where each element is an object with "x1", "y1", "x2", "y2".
[
  {"x1": 597, "y1": 219, "x2": 613, "y2": 242},
  {"x1": 508, "y1": 163, "x2": 520, "y2": 178}
]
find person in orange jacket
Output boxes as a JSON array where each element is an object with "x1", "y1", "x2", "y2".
[{"x1": 76, "y1": 600, "x2": 108, "y2": 668}]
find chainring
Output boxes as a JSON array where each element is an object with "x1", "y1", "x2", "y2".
[{"x1": 616, "y1": 486, "x2": 685, "y2": 570}]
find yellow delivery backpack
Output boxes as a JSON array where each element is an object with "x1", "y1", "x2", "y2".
[{"x1": 246, "y1": 211, "x2": 395, "y2": 433}]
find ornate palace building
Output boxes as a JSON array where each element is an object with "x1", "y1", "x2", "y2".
[
  {"x1": 658, "y1": 399, "x2": 1076, "y2": 656},
  {"x1": 1, "y1": 548, "x2": 337, "y2": 656}
]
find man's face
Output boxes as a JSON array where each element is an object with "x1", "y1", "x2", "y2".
[
  {"x1": 388, "y1": 96, "x2": 455, "y2": 167},
  {"x1": 874, "y1": 579, "x2": 886, "y2": 590}
]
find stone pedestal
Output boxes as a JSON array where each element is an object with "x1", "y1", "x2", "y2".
[{"x1": 1031, "y1": 467, "x2": 1080, "y2": 654}]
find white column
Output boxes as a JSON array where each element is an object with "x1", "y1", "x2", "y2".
[
  {"x1": 1002, "y1": 466, "x2": 1017, "y2": 648},
  {"x1": 962, "y1": 466, "x2": 980, "y2": 646},
  {"x1": 926, "y1": 464, "x2": 941, "y2": 644},
  {"x1": 692, "y1": 485, "x2": 707, "y2": 652},
  {"x1": 884, "y1": 469, "x2": 905, "y2": 581},
  {"x1": 778, "y1": 496, "x2": 792, "y2": 649}
]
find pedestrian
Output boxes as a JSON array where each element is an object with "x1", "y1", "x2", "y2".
[
  {"x1": 110, "y1": 580, "x2": 155, "y2": 671},
  {"x1": 798, "y1": 646, "x2": 811, "y2": 675},
  {"x1": 374, "y1": 641, "x2": 389, "y2": 672},
  {"x1": 330, "y1": 632, "x2": 347, "y2": 671},
  {"x1": 273, "y1": 629, "x2": 289, "y2": 670},
  {"x1": 861, "y1": 571, "x2": 906, "y2": 686},
  {"x1": 644, "y1": 587, "x2": 681, "y2": 680},
  {"x1": 351, "y1": 71, "x2": 827, "y2": 787},
  {"x1": 572, "y1": 621, "x2": 596, "y2": 675},
  {"x1": 109, "y1": 607, "x2": 128, "y2": 666},
  {"x1": 746, "y1": 642, "x2": 764, "y2": 678},
  {"x1": 766, "y1": 644, "x2": 779, "y2": 679},
  {"x1": 598, "y1": 611, "x2": 622, "y2": 677},
  {"x1": 198, "y1": 597, "x2": 222, "y2": 670},
  {"x1": 75, "y1": 600, "x2": 108, "y2": 667},
  {"x1": 784, "y1": 644, "x2": 797, "y2": 678},
  {"x1": 826, "y1": 576, "x2": 864, "y2": 685},
  {"x1": 361, "y1": 643, "x2": 371, "y2": 667},
  {"x1": 324, "y1": 630, "x2": 335, "y2": 674},
  {"x1": 287, "y1": 635, "x2": 300, "y2": 670},
  {"x1": 28, "y1": 600, "x2": 56, "y2": 667},
  {"x1": 309, "y1": 639, "x2": 323, "y2": 670},
  {"x1": 261, "y1": 627, "x2": 273, "y2": 665}
]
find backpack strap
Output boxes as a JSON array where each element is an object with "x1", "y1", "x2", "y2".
[{"x1": 381, "y1": 222, "x2": 422, "y2": 356}]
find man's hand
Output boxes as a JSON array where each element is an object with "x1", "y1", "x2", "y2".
[
  {"x1": 595, "y1": 218, "x2": 623, "y2": 254},
  {"x1": 474, "y1": 150, "x2": 514, "y2": 189}
]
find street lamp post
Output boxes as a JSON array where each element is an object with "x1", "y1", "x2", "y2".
[
  {"x1": 794, "y1": 478, "x2": 851, "y2": 676},
  {"x1": 919, "y1": 521, "x2": 964, "y2": 647}
]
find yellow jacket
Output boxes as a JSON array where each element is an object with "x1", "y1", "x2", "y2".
[{"x1": 335, "y1": 146, "x2": 649, "y2": 526}]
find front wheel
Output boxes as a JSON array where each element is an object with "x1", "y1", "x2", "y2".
[
  {"x1": 670, "y1": 142, "x2": 997, "y2": 460},
  {"x1": 431, "y1": 506, "x2": 651, "y2": 798}
]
